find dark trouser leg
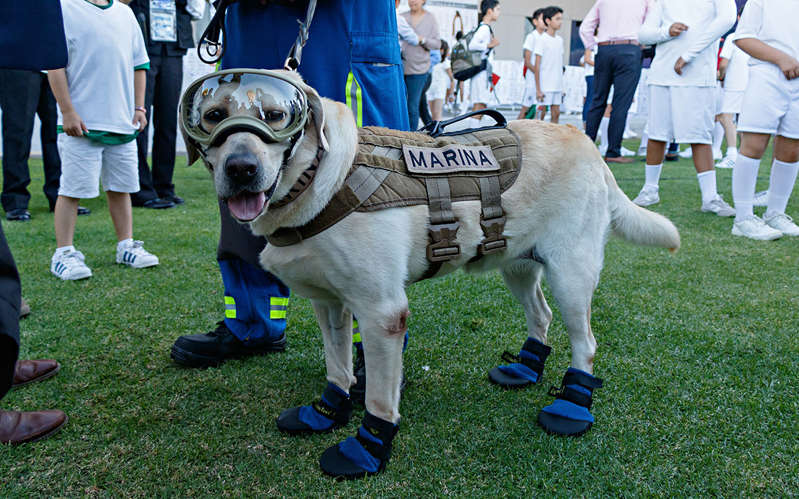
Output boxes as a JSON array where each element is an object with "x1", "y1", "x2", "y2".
[
  {"x1": 404, "y1": 74, "x2": 427, "y2": 131},
  {"x1": 151, "y1": 55, "x2": 182, "y2": 199},
  {"x1": 0, "y1": 221, "x2": 21, "y2": 400},
  {"x1": 585, "y1": 47, "x2": 614, "y2": 141},
  {"x1": 606, "y1": 45, "x2": 642, "y2": 158},
  {"x1": 583, "y1": 75, "x2": 594, "y2": 124},
  {"x1": 418, "y1": 72, "x2": 433, "y2": 126},
  {"x1": 37, "y1": 74, "x2": 61, "y2": 210},
  {"x1": 0, "y1": 70, "x2": 39, "y2": 213},
  {"x1": 133, "y1": 55, "x2": 160, "y2": 204}
]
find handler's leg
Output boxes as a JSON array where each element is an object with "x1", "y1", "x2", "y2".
[{"x1": 489, "y1": 261, "x2": 553, "y2": 388}]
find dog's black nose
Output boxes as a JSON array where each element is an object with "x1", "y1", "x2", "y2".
[{"x1": 224, "y1": 153, "x2": 259, "y2": 185}]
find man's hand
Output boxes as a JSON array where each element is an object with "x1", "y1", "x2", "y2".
[
  {"x1": 777, "y1": 55, "x2": 799, "y2": 80},
  {"x1": 536, "y1": 89, "x2": 545, "y2": 102},
  {"x1": 668, "y1": 22, "x2": 688, "y2": 37},
  {"x1": 133, "y1": 109, "x2": 148, "y2": 131},
  {"x1": 62, "y1": 110, "x2": 88, "y2": 137},
  {"x1": 674, "y1": 56, "x2": 688, "y2": 75},
  {"x1": 718, "y1": 59, "x2": 729, "y2": 82}
]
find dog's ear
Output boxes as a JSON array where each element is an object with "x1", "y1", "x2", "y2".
[
  {"x1": 180, "y1": 124, "x2": 201, "y2": 166},
  {"x1": 303, "y1": 83, "x2": 329, "y2": 152}
]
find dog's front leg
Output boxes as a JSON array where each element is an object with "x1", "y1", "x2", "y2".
[
  {"x1": 319, "y1": 299, "x2": 407, "y2": 479},
  {"x1": 276, "y1": 299, "x2": 355, "y2": 436},
  {"x1": 312, "y1": 299, "x2": 356, "y2": 392}
]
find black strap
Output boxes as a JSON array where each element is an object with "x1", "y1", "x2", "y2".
[
  {"x1": 355, "y1": 411, "x2": 398, "y2": 461},
  {"x1": 311, "y1": 384, "x2": 353, "y2": 425},
  {"x1": 547, "y1": 371, "x2": 604, "y2": 409},
  {"x1": 419, "y1": 109, "x2": 507, "y2": 137},
  {"x1": 284, "y1": 0, "x2": 318, "y2": 70}
]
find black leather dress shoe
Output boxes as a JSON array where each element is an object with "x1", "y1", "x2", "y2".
[
  {"x1": 5, "y1": 209, "x2": 30, "y2": 221},
  {"x1": 163, "y1": 194, "x2": 184, "y2": 205},
  {"x1": 135, "y1": 198, "x2": 175, "y2": 209},
  {"x1": 170, "y1": 321, "x2": 286, "y2": 368},
  {"x1": 77, "y1": 206, "x2": 91, "y2": 216}
]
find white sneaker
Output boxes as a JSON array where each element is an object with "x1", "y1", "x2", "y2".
[
  {"x1": 116, "y1": 240, "x2": 159, "y2": 268},
  {"x1": 621, "y1": 146, "x2": 635, "y2": 157},
  {"x1": 633, "y1": 185, "x2": 660, "y2": 207},
  {"x1": 679, "y1": 148, "x2": 693, "y2": 159},
  {"x1": 701, "y1": 195, "x2": 735, "y2": 217},
  {"x1": 712, "y1": 149, "x2": 723, "y2": 161},
  {"x1": 51, "y1": 249, "x2": 92, "y2": 280},
  {"x1": 732, "y1": 215, "x2": 783, "y2": 240},
  {"x1": 753, "y1": 190, "x2": 769, "y2": 207},
  {"x1": 636, "y1": 146, "x2": 647, "y2": 157},
  {"x1": 764, "y1": 211, "x2": 799, "y2": 236},
  {"x1": 715, "y1": 156, "x2": 735, "y2": 169},
  {"x1": 623, "y1": 129, "x2": 637, "y2": 139}
]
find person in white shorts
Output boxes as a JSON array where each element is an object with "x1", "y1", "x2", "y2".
[
  {"x1": 533, "y1": 6, "x2": 565, "y2": 124},
  {"x1": 715, "y1": 10, "x2": 752, "y2": 170},
  {"x1": 47, "y1": 0, "x2": 159, "y2": 280},
  {"x1": 632, "y1": 0, "x2": 736, "y2": 217},
  {"x1": 518, "y1": 8, "x2": 545, "y2": 120},
  {"x1": 428, "y1": 41, "x2": 454, "y2": 122},
  {"x1": 729, "y1": 0, "x2": 799, "y2": 240},
  {"x1": 467, "y1": 0, "x2": 501, "y2": 125}
]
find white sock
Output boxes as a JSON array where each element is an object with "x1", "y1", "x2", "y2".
[
  {"x1": 697, "y1": 170, "x2": 718, "y2": 205},
  {"x1": 766, "y1": 159, "x2": 799, "y2": 216},
  {"x1": 117, "y1": 238, "x2": 133, "y2": 250},
  {"x1": 645, "y1": 163, "x2": 662, "y2": 189},
  {"x1": 55, "y1": 245, "x2": 76, "y2": 257},
  {"x1": 732, "y1": 154, "x2": 760, "y2": 221},
  {"x1": 599, "y1": 116, "x2": 610, "y2": 151},
  {"x1": 712, "y1": 122, "x2": 724, "y2": 155},
  {"x1": 726, "y1": 146, "x2": 737, "y2": 160}
]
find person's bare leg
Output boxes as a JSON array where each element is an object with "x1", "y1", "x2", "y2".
[
  {"x1": 773, "y1": 134, "x2": 799, "y2": 163},
  {"x1": 429, "y1": 99, "x2": 443, "y2": 122},
  {"x1": 106, "y1": 191, "x2": 133, "y2": 242},
  {"x1": 537, "y1": 106, "x2": 546, "y2": 120},
  {"x1": 550, "y1": 105, "x2": 560, "y2": 124},
  {"x1": 54, "y1": 195, "x2": 80, "y2": 248},
  {"x1": 645, "y1": 139, "x2": 667, "y2": 165},
  {"x1": 719, "y1": 113, "x2": 737, "y2": 152},
  {"x1": 471, "y1": 102, "x2": 486, "y2": 121},
  {"x1": 517, "y1": 105, "x2": 530, "y2": 120},
  {"x1": 691, "y1": 143, "x2": 714, "y2": 173}
]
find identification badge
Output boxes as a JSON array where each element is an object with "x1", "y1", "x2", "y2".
[
  {"x1": 150, "y1": 0, "x2": 177, "y2": 42},
  {"x1": 402, "y1": 144, "x2": 500, "y2": 174}
]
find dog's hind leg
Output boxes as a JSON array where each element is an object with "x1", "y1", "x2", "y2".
[
  {"x1": 537, "y1": 250, "x2": 604, "y2": 437},
  {"x1": 488, "y1": 260, "x2": 554, "y2": 388},
  {"x1": 319, "y1": 297, "x2": 406, "y2": 479},
  {"x1": 276, "y1": 300, "x2": 356, "y2": 435}
]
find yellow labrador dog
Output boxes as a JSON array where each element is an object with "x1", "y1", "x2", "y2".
[{"x1": 181, "y1": 69, "x2": 680, "y2": 478}]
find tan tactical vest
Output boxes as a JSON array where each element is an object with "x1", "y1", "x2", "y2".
[{"x1": 266, "y1": 126, "x2": 523, "y2": 279}]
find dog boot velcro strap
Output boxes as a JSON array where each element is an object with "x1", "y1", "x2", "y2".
[
  {"x1": 488, "y1": 337, "x2": 552, "y2": 388},
  {"x1": 276, "y1": 383, "x2": 353, "y2": 434},
  {"x1": 538, "y1": 368, "x2": 603, "y2": 437},
  {"x1": 319, "y1": 411, "x2": 399, "y2": 480}
]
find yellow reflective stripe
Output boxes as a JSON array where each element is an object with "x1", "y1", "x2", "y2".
[
  {"x1": 352, "y1": 332, "x2": 362, "y2": 343},
  {"x1": 224, "y1": 296, "x2": 235, "y2": 305},
  {"x1": 224, "y1": 295, "x2": 236, "y2": 318},
  {"x1": 352, "y1": 319, "x2": 361, "y2": 343},
  {"x1": 225, "y1": 309, "x2": 236, "y2": 319},
  {"x1": 270, "y1": 297, "x2": 289, "y2": 306},
  {"x1": 270, "y1": 309, "x2": 287, "y2": 319},
  {"x1": 346, "y1": 71, "x2": 363, "y2": 128}
]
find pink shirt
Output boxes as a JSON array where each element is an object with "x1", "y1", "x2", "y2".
[{"x1": 579, "y1": 0, "x2": 653, "y2": 50}]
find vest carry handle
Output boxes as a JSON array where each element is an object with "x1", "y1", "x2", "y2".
[{"x1": 420, "y1": 109, "x2": 507, "y2": 138}]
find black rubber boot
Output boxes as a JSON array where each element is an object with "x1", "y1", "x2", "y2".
[
  {"x1": 488, "y1": 337, "x2": 552, "y2": 388},
  {"x1": 319, "y1": 411, "x2": 399, "y2": 480},
  {"x1": 537, "y1": 368, "x2": 603, "y2": 437},
  {"x1": 170, "y1": 320, "x2": 286, "y2": 368},
  {"x1": 276, "y1": 383, "x2": 353, "y2": 434}
]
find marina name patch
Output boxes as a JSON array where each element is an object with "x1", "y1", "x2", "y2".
[{"x1": 402, "y1": 144, "x2": 500, "y2": 174}]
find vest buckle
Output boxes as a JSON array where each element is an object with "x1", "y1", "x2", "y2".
[
  {"x1": 427, "y1": 221, "x2": 461, "y2": 262},
  {"x1": 478, "y1": 215, "x2": 507, "y2": 255}
]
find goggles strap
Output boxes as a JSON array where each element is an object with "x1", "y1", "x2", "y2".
[
  {"x1": 284, "y1": 0, "x2": 318, "y2": 71},
  {"x1": 271, "y1": 140, "x2": 324, "y2": 209}
]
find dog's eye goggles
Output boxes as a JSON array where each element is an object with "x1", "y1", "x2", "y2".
[{"x1": 179, "y1": 70, "x2": 309, "y2": 149}]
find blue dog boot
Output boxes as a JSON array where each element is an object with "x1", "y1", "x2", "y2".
[
  {"x1": 488, "y1": 337, "x2": 552, "y2": 388},
  {"x1": 276, "y1": 383, "x2": 353, "y2": 434},
  {"x1": 319, "y1": 411, "x2": 398, "y2": 480},
  {"x1": 537, "y1": 368, "x2": 603, "y2": 437}
]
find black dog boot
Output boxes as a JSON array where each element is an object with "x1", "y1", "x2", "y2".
[
  {"x1": 319, "y1": 411, "x2": 398, "y2": 479},
  {"x1": 488, "y1": 337, "x2": 552, "y2": 388},
  {"x1": 537, "y1": 368, "x2": 603, "y2": 437},
  {"x1": 277, "y1": 383, "x2": 353, "y2": 434}
]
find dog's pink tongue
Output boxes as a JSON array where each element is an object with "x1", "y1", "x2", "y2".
[{"x1": 227, "y1": 191, "x2": 266, "y2": 221}]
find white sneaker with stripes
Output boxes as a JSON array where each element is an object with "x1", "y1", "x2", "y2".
[
  {"x1": 764, "y1": 212, "x2": 799, "y2": 236},
  {"x1": 116, "y1": 240, "x2": 159, "y2": 268},
  {"x1": 51, "y1": 249, "x2": 92, "y2": 280},
  {"x1": 732, "y1": 215, "x2": 783, "y2": 240}
]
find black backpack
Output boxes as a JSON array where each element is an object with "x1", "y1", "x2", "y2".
[{"x1": 451, "y1": 24, "x2": 491, "y2": 81}]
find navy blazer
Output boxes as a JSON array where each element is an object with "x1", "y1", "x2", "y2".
[{"x1": 0, "y1": 0, "x2": 68, "y2": 70}]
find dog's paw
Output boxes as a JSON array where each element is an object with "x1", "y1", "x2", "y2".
[
  {"x1": 488, "y1": 337, "x2": 552, "y2": 389},
  {"x1": 319, "y1": 411, "x2": 398, "y2": 480},
  {"x1": 276, "y1": 383, "x2": 353, "y2": 435},
  {"x1": 537, "y1": 367, "x2": 603, "y2": 437}
]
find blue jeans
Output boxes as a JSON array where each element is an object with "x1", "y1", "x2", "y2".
[
  {"x1": 404, "y1": 73, "x2": 428, "y2": 131},
  {"x1": 585, "y1": 44, "x2": 642, "y2": 158}
]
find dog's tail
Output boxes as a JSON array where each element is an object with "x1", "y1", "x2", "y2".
[{"x1": 605, "y1": 166, "x2": 681, "y2": 252}]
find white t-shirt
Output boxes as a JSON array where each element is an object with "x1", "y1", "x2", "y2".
[
  {"x1": 720, "y1": 35, "x2": 750, "y2": 92},
  {"x1": 582, "y1": 46, "x2": 598, "y2": 77},
  {"x1": 469, "y1": 24, "x2": 493, "y2": 59},
  {"x1": 430, "y1": 59, "x2": 451, "y2": 95},
  {"x1": 639, "y1": 0, "x2": 736, "y2": 87},
  {"x1": 533, "y1": 32, "x2": 564, "y2": 92},
  {"x1": 735, "y1": 0, "x2": 799, "y2": 66},
  {"x1": 58, "y1": 0, "x2": 150, "y2": 134},
  {"x1": 522, "y1": 30, "x2": 541, "y2": 78}
]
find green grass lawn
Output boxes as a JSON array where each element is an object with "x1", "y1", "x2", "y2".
[{"x1": 1, "y1": 141, "x2": 797, "y2": 496}]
